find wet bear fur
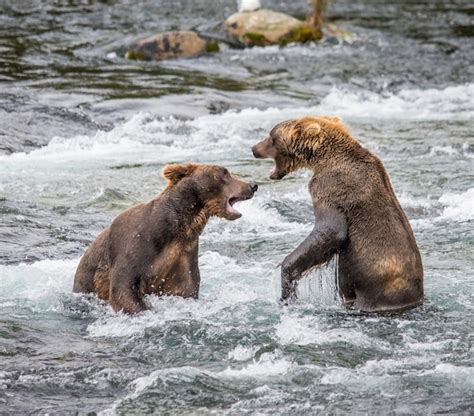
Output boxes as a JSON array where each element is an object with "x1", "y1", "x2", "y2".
[
  {"x1": 252, "y1": 116, "x2": 423, "y2": 312},
  {"x1": 73, "y1": 163, "x2": 257, "y2": 314}
]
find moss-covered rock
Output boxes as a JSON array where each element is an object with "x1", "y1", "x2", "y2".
[
  {"x1": 205, "y1": 40, "x2": 220, "y2": 53},
  {"x1": 278, "y1": 24, "x2": 322, "y2": 46},
  {"x1": 126, "y1": 49, "x2": 148, "y2": 61},
  {"x1": 224, "y1": 8, "x2": 354, "y2": 48},
  {"x1": 243, "y1": 32, "x2": 271, "y2": 47},
  {"x1": 225, "y1": 9, "x2": 303, "y2": 46}
]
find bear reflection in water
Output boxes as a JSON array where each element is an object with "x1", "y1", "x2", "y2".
[
  {"x1": 73, "y1": 163, "x2": 258, "y2": 314},
  {"x1": 252, "y1": 115, "x2": 423, "y2": 313}
]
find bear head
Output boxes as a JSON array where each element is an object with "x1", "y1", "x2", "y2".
[
  {"x1": 252, "y1": 115, "x2": 352, "y2": 179},
  {"x1": 162, "y1": 163, "x2": 258, "y2": 220}
]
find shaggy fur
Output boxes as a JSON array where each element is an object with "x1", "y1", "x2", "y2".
[
  {"x1": 252, "y1": 116, "x2": 424, "y2": 312},
  {"x1": 73, "y1": 163, "x2": 257, "y2": 314}
]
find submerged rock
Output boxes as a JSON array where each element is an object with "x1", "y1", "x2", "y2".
[
  {"x1": 225, "y1": 9, "x2": 321, "y2": 47},
  {"x1": 127, "y1": 31, "x2": 219, "y2": 61}
]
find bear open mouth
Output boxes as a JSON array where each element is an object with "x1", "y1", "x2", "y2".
[
  {"x1": 226, "y1": 195, "x2": 251, "y2": 219},
  {"x1": 270, "y1": 166, "x2": 287, "y2": 180}
]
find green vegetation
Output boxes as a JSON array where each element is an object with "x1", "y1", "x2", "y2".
[
  {"x1": 243, "y1": 32, "x2": 270, "y2": 47},
  {"x1": 243, "y1": 25, "x2": 323, "y2": 48},
  {"x1": 279, "y1": 24, "x2": 322, "y2": 46},
  {"x1": 125, "y1": 49, "x2": 148, "y2": 61},
  {"x1": 205, "y1": 40, "x2": 220, "y2": 53}
]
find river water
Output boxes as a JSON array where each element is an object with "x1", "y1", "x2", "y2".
[{"x1": 0, "y1": 0, "x2": 473, "y2": 414}]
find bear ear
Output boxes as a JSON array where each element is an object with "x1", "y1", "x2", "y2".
[
  {"x1": 298, "y1": 117, "x2": 322, "y2": 138},
  {"x1": 162, "y1": 163, "x2": 199, "y2": 184},
  {"x1": 303, "y1": 122, "x2": 321, "y2": 138}
]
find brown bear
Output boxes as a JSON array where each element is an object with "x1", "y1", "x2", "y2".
[
  {"x1": 73, "y1": 163, "x2": 258, "y2": 314},
  {"x1": 252, "y1": 116, "x2": 423, "y2": 313}
]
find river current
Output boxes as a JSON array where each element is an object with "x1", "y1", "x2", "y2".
[{"x1": 0, "y1": 0, "x2": 473, "y2": 414}]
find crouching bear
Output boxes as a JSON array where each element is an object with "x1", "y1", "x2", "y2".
[
  {"x1": 252, "y1": 116, "x2": 423, "y2": 313},
  {"x1": 73, "y1": 163, "x2": 258, "y2": 314}
]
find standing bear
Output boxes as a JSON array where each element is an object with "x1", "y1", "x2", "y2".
[
  {"x1": 252, "y1": 116, "x2": 423, "y2": 312},
  {"x1": 73, "y1": 163, "x2": 258, "y2": 314}
]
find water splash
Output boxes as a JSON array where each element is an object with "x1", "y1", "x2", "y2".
[{"x1": 297, "y1": 254, "x2": 342, "y2": 308}]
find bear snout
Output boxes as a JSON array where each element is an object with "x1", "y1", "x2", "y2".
[
  {"x1": 249, "y1": 182, "x2": 258, "y2": 193},
  {"x1": 252, "y1": 145, "x2": 262, "y2": 159}
]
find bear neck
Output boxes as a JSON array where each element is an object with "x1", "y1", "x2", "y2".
[
  {"x1": 160, "y1": 182, "x2": 211, "y2": 239},
  {"x1": 291, "y1": 130, "x2": 364, "y2": 172}
]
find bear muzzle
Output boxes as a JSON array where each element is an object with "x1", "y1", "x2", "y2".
[
  {"x1": 249, "y1": 182, "x2": 258, "y2": 193},
  {"x1": 269, "y1": 166, "x2": 287, "y2": 180},
  {"x1": 251, "y1": 136, "x2": 274, "y2": 159},
  {"x1": 225, "y1": 182, "x2": 258, "y2": 220},
  {"x1": 252, "y1": 145, "x2": 264, "y2": 159}
]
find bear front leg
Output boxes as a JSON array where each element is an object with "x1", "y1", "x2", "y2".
[
  {"x1": 109, "y1": 264, "x2": 148, "y2": 314},
  {"x1": 281, "y1": 206, "x2": 347, "y2": 303}
]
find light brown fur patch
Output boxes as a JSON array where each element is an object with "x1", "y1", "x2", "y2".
[
  {"x1": 374, "y1": 255, "x2": 404, "y2": 280},
  {"x1": 188, "y1": 209, "x2": 210, "y2": 239},
  {"x1": 276, "y1": 115, "x2": 359, "y2": 172},
  {"x1": 94, "y1": 267, "x2": 111, "y2": 300},
  {"x1": 162, "y1": 163, "x2": 200, "y2": 184}
]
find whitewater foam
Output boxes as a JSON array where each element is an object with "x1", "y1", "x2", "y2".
[
  {"x1": 218, "y1": 352, "x2": 294, "y2": 378},
  {"x1": 101, "y1": 356, "x2": 297, "y2": 415},
  {"x1": 438, "y1": 188, "x2": 474, "y2": 222},
  {"x1": 1, "y1": 83, "x2": 472, "y2": 164},
  {"x1": 321, "y1": 83, "x2": 474, "y2": 120},
  {"x1": 0, "y1": 258, "x2": 78, "y2": 309},
  {"x1": 87, "y1": 251, "x2": 271, "y2": 338},
  {"x1": 228, "y1": 345, "x2": 257, "y2": 362},
  {"x1": 203, "y1": 191, "x2": 310, "y2": 240},
  {"x1": 275, "y1": 314, "x2": 384, "y2": 349}
]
